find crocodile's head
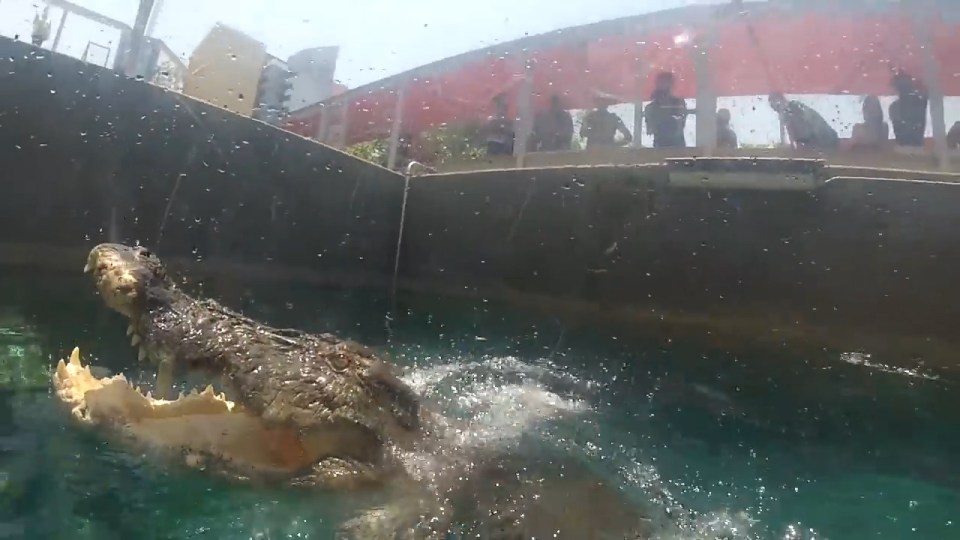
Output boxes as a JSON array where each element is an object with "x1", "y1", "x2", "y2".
[{"x1": 57, "y1": 243, "x2": 428, "y2": 485}]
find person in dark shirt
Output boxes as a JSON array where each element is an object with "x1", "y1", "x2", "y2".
[
  {"x1": 483, "y1": 93, "x2": 515, "y2": 156},
  {"x1": 716, "y1": 108, "x2": 738, "y2": 149},
  {"x1": 643, "y1": 72, "x2": 693, "y2": 148},
  {"x1": 531, "y1": 95, "x2": 574, "y2": 152},
  {"x1": 580, "y1": 96, "x2": 632, "y2": 148},
  {"x1": 889, "y1": 70, "x2": 928, "y2": 147},
  {"x1": 768, "y1": 92, "x2": 839, "y2": 151}
]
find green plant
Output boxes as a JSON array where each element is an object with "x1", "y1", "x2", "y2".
[
  {"x1": 345, "y1": 139, "x2": 389, "y2": 166},
  {"x1": 420, "y1": 122, "x2": 486, "y2": 164}
]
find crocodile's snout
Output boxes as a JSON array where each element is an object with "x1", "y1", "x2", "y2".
[{"x1": 84, "y1": 243, "x2": 170, "y2": 320}]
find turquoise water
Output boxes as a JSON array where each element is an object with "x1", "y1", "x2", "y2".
[{"x1": 0, "y1": 268, "x2": 957, "y2": 539}]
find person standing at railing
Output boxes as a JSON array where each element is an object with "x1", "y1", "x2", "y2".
[
  {"x1": 947, "y1": 122, "x2": 960, "y2": 150},
  {"x1": 850, "y1": 95, "x2": 890, "y2": 150},
  {"x1": 889, "y1": 70, "x2": 928, "y2": 148},
  {"x1": 716, "y1": 108, "x2": 738, "y2": 149},
  {"x1": 482, "y1": 93, "x2": 516, "y2": 156},
  {"x1": 643, "y1": 72, "x2": 694, "y2": 148},
  {"x1": 580, "y1": 95, "x2": 632, "y2": 149},
  {"x1": 530, "y1": 95, "x2": 574, "y2": 152},
  {"x1": 31, "y1": 7, "x2": 52, "y2": 48}
]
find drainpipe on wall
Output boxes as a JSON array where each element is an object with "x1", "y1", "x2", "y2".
[
  {"x1": 514, "y1": 50, "x2": 534, "y2": 169},
  {"x1": 632, "y1": 54, "x2": 647, "y2": 149}
]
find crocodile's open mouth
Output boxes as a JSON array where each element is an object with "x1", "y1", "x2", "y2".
[{"x1": 53, "y1": 347, "x2": 320, "y2": 478}]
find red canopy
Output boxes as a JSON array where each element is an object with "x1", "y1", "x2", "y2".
[{"x1": 285, "y1": 3, "x2": 958, "y2": 146}]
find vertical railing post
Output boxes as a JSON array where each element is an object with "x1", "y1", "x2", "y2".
[
  {"x1": 913, "y1": 6, "x2": 949, "y2": 170},
  {"x1": 514, "y1": 50, "x2": 534, "y2": 168},
  {"x1": 336, "y1": 100, "x2": 350, "y2": 149},
  {"x1": 387, "y1": 82, "x2": 407, "y2": 170},
  {"x1": 316, "y1": 105, "x2": 330, "y2": 144},
  {"x1": 125, "y1": 0, "x2": 155, "y2": 77},
  {"x1": 692, "y1": 23, "x2": 718, "y2": 155}
]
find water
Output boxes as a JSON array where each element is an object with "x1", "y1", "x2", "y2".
[{"x1": 0, "y1": 268, "x2": 957, "y2": 539}]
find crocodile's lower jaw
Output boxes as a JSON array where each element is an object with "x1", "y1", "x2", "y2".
[{"x1": 53, "y1": 347, "x2": 316, "y2": 476}]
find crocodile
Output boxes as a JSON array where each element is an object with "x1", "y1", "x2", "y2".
[{"x1": 53, "y1": 243, "x2": 683, "y2": 538}]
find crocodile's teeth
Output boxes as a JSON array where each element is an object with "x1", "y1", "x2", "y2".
[
  {"x1": 126, "y1": 324, "x2": 135, "y2": 336},
  {"x1": 69, "y1": 347, "x2": 81, "y2": 366},
  {"x1": 131, "y1": 334, "x2": 140, "y2": 347},
  {"x1": 138, "y1": 348, "x2": 147, "y2": 362}
]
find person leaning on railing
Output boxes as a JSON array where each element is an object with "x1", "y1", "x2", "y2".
[{"x1": 768, "y1": 92, "x2": 839, "y2": 152}]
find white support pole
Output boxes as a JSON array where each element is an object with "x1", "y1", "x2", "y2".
[
  {"x1": 632, "y1": 57, "x2": 647, "y2": 148},
  {"x1": 145, "y1": 0, "x2": 163, "y2": 37},
  {"x1": 913, "y1": 7, "x2": 949, "y2": 171},
  {"x1": 693, "y1": 24, "x2": 718, "y2": 155},
  {"x1": 387, "y1": 83, "x2": 406, "y2": 170},
  {"x1": 316, "y1": 105, "x2": 330, "y2": 144},
  {"x1": 51, "y1": 10, "x2": 68, "y2": 51},
  {"x1": 514, "y1": 51, "x2": 534, "y2": 168}
]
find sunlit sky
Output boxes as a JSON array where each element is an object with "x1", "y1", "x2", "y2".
[
  {"x1": 0, "y1": 0, "x2": 954, "y2": 146},
  {"x1": 0, "y1": 0, "x2": 724, "y2": 87}
]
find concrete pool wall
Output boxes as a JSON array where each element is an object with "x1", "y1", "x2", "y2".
[
  {"x1": 0, "y1": 38, "x2": 404, "y2": 290},
  {"x1": 2, "y1": 37, "x2": 958, "y2": 376}
]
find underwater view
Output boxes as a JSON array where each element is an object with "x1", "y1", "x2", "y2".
[
  {"x1": 3, "y1": 0, "x2": 960, "y2": 538},
  {"x1": 0, "y1": 267, "x2": 956, "y2": 539}
]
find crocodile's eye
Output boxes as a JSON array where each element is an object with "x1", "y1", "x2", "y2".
[{"x1": 328, "y1": 352, "x2": 350, "y2": 371}]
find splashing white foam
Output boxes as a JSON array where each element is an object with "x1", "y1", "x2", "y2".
[{"x1": 402, "y1": 355, "x2": 590, "y2": 448}]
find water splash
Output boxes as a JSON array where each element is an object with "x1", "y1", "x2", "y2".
[
  {"x1": 398, "y1": 353, "x2": 765, "y2": 539},
  {"x1": 838, "y1": 351, "x2": 940, "y2": 381}
]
